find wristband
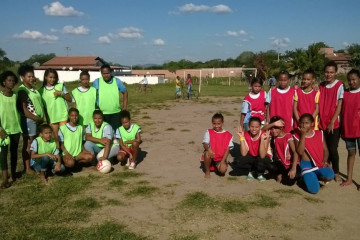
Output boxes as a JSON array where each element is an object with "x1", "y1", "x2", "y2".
[{"x1": 240, "y1": 137, "x2": 245, "y2": 141}]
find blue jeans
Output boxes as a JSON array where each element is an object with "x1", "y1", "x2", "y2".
[
  {"x1": 31, "y1": 156, "x2": 65, "y2": 173},
  {"x1": 84, "y1": 141, "x2": 119, "y2": 161},
  {"x1": 187, "y1": 84, "x2": 192, "y2": 99},
  {"x1": 300, "y1": 160, "x2": 334, "y2": 194}
]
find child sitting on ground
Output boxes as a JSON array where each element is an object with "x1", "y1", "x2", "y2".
[
  {"x1": 30, "y1": 124, "x2": 65, "y2": 183},
  {"x1": 259, "y1": 116, "x2": 298, "y2": 184},
  {"x1": 293, "y1": 113, "x2": 334, "y2": 194},
  {"x1": 115, "y1": 110, "x2": 142, "y2": 170},
  {"x1": 202, "y1": 113, "x2": 233, "y2": 178}
]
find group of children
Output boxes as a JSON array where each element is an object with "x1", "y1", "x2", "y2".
[
  {"x1": 203, "y1": 61, "x2": 360, "y2": 194},
  {"x1": 0, "y1": 65, "x2": 141, "y2": 187}
]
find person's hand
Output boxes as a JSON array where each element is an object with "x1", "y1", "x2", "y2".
[
  {"x1": 53, "y1": 90, "x2": 62, "y2": 97},
  {"x1": 273, "y1": 120, "x2": 285, "y2": 128},
  {"x1": 207, "y1": 148, "x2": 214, "y2": 158},
  {"x1": 35, "y1": 117, "x2": 44, "y2": 124},
  {"x1": 261, "y1": 130, "x2": 270, "y2": 142},
  {"x1": 101, "y1": 137, "x2": 111, "y2": 145},
  {"x1": 0, "y1": 130, "x2": 6, "y2": 139},
  {"x1": 288, "y1": 167, "x2": 296, "y2": 179},
  {"x1": 326, "y1": 121, "x2": 335, "y2": 134},
  {"x1": 54, "y1": 163, "x2": 62, "y2": 172},
  {"x1": 298, "y1": 126, "x2": 307, "y2": 136},
  {"x1": 98, "y1": 156, "x2": 106, "y2": 162},
  {"x1": 47, "y1": 154, "x2": 57, "y2": 160},
  {"x1": 236, "y1": 125, "x2": 245, "y2": 138},
  {"x1": 64, "y1": 153, "x2": 74, "y2": 161}
]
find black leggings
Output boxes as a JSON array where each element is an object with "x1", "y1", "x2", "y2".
[
  {"x1": 231, "y1": 154, "x2": 273, "y2": 175},
  {"x1": 0, "y1": 133, "x2": 20, "y2": 174},
  {"x1": 323, "y1": 128, "x2": 340, "y2": 174}
]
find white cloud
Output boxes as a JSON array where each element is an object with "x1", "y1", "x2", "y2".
[
  {"x1": 62, "y1": 25, "x2": 90, "y2": 35},
  {"x1": 153, "y1": 39, "x2": 165, "y2": 46},
  {"x1": 13, "y1": 30, "x2": 58, "y2": 42},
  {"x1": 270, "y1": 37, "x2": 290, "y2": 47},
  {"x1": 98, "y1": 36, "x2": 111, "y2": 44},
  {"x1": 226, "y1": 30, "x2": 247, "y2": 37},
  {"x1": 343, "y1": 41, "x2": 350, "y2": 47},
  {"x1": 212, "y1": 5, "x2": 232, "y2": 13},
  {"x1": 178, "y1": 3, "x2": 232, "y2": 14},
  {"x1": 110, "y1": 27, "x2": 143, "y2": 39},
  {"x1": 50, "y1": 28, "x2": 58, "y2": 33},
  {"x1": 43, "y1": 1, "x2": 84, "y2": 17}
]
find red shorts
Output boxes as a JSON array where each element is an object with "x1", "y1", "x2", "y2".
[{"x1": 200, "y1": 154, "x2": 221, "y2": 171}]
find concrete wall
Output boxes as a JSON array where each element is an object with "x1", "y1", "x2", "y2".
[{"x1": 34, "y1": 70, "x2": 161, "y2": 84}]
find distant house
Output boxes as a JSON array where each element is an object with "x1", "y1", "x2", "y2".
[
  {"x1": 36, "y1": 56, "x2": 128, "y2": 72},
  {"x1": 320, "y1": 48, "x2": 351, "y2": 73}
]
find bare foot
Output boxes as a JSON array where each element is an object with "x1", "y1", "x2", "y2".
[
  {"x1": 26, "y1": 168, "x2": 35, "y2": 174},
  {"x1": 204, "y1": 173, "x2": 211, "y2": 178},
  {"x1": 276, "y1": 174, "x2": 282, "y2": 183},
  {"x1": 341, "y1": 181, "x2": 352, "y2": 187},
  {"x1": 334, "y1": 173, "x2": 342, "y2": 183},
  {"x1": 40, "y1": 174, "x2": 48, "y2": 184}
]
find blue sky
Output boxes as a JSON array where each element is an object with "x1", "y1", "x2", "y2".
[{"x1": 1, "y1": 0, "x2": 359, "y2": 66}]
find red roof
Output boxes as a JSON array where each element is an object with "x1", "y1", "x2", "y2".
[{"x1": 42, "y1": 56, "x2": 104, "y2": 67}]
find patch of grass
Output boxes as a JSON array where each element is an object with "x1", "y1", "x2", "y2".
[
  {"x1": 180, "y1": 129, "x2": 191, "y2": 132},
  {"x1": 274, "y1": 189, "x2": 301, "y2": 198},
  {"x1": 166, "y1": 127, "x2": 175, "y2": 131},
  {"x1": 137, "y1": 180, "x2": 150, "y2": 185},
  {"x1": 142, "y1": 115, "x2": 151, "y2": 119},
  {"x1": 179, "y1": 192, "x2": 217, "y2": 209},
  {"x1": 249, "y1": 194, "x2": 280, "y2": 209},
  {"x1": 188, "y1": 141, "x2": 195, "y2": 144},
  {"x1": 105, "y1": 199, "x2": 124, "y2": 206},
  {"x1": 109, "y1": 178, "x2": 126, "y2": 188},
  {"x1": 73, "y1": 197, "x2": 100, "y2": 209},
  {"x1": 221, "y1": 199, "x2": 249, "y2": 213},
  {"x1": 125, "y1": 185, "x2": 159, "y2": 197},
  {"x1": 303, "y1": 196, "x2": 324, "y2": 204},
  {"x1": 171, "y1": 232, "x2": 200, "y2": 240},
  {"x1": 112, "y1": 171, "x2": 143, "y2": 179},
  {"x1": 313, "y1": 215, "x2": 336, "y2": 231}
]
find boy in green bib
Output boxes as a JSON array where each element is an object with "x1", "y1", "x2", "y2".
[
  {"x1": 0, "y1": 71, "x2": 22, "y2": 188},
  {"x1": 72, "y1": 71, "x2": 96, "y2": 127},
  {"x1": 17, "y1": 65, "x2": 44, "y2": 174},
  {"x1": 30, "y1": 124, "x2": 65, "y2": 183},
  {"x1": 116, "y1": 110, "x2": 142, "y2": 170}
]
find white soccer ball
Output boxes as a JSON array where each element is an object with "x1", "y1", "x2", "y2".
[{"x1": 97, "y1": 159, "x2": 112, "y2": 174}]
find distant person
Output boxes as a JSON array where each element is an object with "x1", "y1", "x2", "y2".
[
  {"x1": 17, "y1": 65, "x2": 44, "y2": 174},
  {"x1": 341, "y1": 69, "x2": 360, "y2": 188},
  {"x1": 0, "y1": 71, "x2": 22, "y2": 187},
  {"x1": 39, "y1": 69, "x2": 72, "y2": 147},
  {"x1": 92, "y1": 64, "x2": 128, "y2": 130},
  {"x1": 72, "y1": 71, "x2": 97, "y2": 127},
  {"x1": 240, "y1": 77, "x2": 266, "y2": 131},
  {"x1": 293, "y1": 114, "x2": 334, "y2": 194},
  {"x1": 187, "y1": 73, "x2": 193, "y2": 99},
  {"x1": 202, "y1": 113, "x2": 233, "y2": 178},
  {"x1": 293, "y1": 82, "x2": 300, "y2": 89},
  {"x1": 139, "y1": 75, "x2": 148, "y2": 92},
  {"x1": 30, "y1": 124, "x2": 65, "y2": 183},
  {"x1": 116, "y1": 110, "x2": 142, "y2": 170},
  {"x1": 269, "y1": 76, "x2": 276, "y2": 89},
  {"x1": 175, "y1": 76, "x2": 181, "y2": 98}
]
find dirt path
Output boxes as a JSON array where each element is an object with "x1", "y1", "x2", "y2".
[{"x1": 84, "y1": 97, "x2": 360, "y2": 240}]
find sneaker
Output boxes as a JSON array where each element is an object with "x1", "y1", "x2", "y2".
[
  {"x1": 257, "y1": 175, "x2": 266, "y2": 182},
  {"x1": 128, "y1": 162, "x2": 136, "y2": 170},
  {"x1": 125, "y1": 159, "x2": 130, "y2": 167},
  {"x1": 247, "y1": 172, "x2": 255, "y2": 180}
]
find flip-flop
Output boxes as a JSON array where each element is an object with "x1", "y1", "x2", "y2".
[{"x1": 341, "y1": 181, "x2": 352, "y2": 187}]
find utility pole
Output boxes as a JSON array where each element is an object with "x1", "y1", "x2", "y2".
[{"x1": 65, "y1": 46, "x2": 71, "y2": 56}]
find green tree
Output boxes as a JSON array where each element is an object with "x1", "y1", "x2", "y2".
[
  {"x1": 22, "y1": 53, "x2": 56, "y2": 66},
  {"x1": 347, "y1": 43, "x2": 360, "y2": 68},
  {"x1": 236, "y1": 51, "x2": 255, "y2": 67}
]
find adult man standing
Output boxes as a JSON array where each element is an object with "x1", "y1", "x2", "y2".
[{"x1": 92, "y1": 64, "x2": 128, "y2": 130}]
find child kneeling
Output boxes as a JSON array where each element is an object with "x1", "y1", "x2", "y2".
[
  {"x1": 293, "y1": 114, "x2": 334, "y2": 194},
  {"x1": 30, "y1": 124, "x2": 65, "y2": 183},
  {"x1": 202, "y1": 113, "x2": 233, "y2": 178}
]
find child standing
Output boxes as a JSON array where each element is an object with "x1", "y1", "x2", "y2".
[
  {"x1": 30, "y1": 124, "x2": 65, "y2": 183},
  {"x1": 318, "y1": 61, "x2": 344, "y2": 182},
  {"x1": 341, "y1": 69, "x2": 360, "y2": 188},
  {"x1": 260, "y1": 116, "x2": 298, "y2": 184},
  {"x1": 116, "y1": 110, "x2": 142, "y2": 170},
  {"x1": 72, "y1": 71, "x2": 97, "y2": 127},
  {"x1": 17, "y1": 65, "x2": 44, "y2": 174},
  {"x1": 266, "y1": 70, "x2": 295, "y2": 133},
  {"x1": 0, "y1": 71, "x2": 22, "y2": 187},
  {"x1": 293, "y1": 69, "x2": 320, "y2": 129},
  {"x1": 240, "y1": 77, "x2": 266, "y2": 131},
  {"x1": 39, "y1": 69, "x2": 72, "y2": 146},
  {"x1": 187, "y1": 73, "x2": 193, "y2": 99},
  {"x1": 202, "y1": 113, "x2": 233, "y2": 178},
  {"x1": 59, "y1": 108, "x2": 94, "y2": 169},
  {"x1": 293, "y1": 113, "x2": 334, "y2": 194}
]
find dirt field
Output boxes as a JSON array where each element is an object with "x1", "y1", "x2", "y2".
[{"x1": 78, "y1": 97, "x2": 359, "y2": 240}]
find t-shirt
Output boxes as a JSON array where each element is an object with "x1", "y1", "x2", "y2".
[{"x1": 115, "y1": 124, "x2": 141, "y2": 139}]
